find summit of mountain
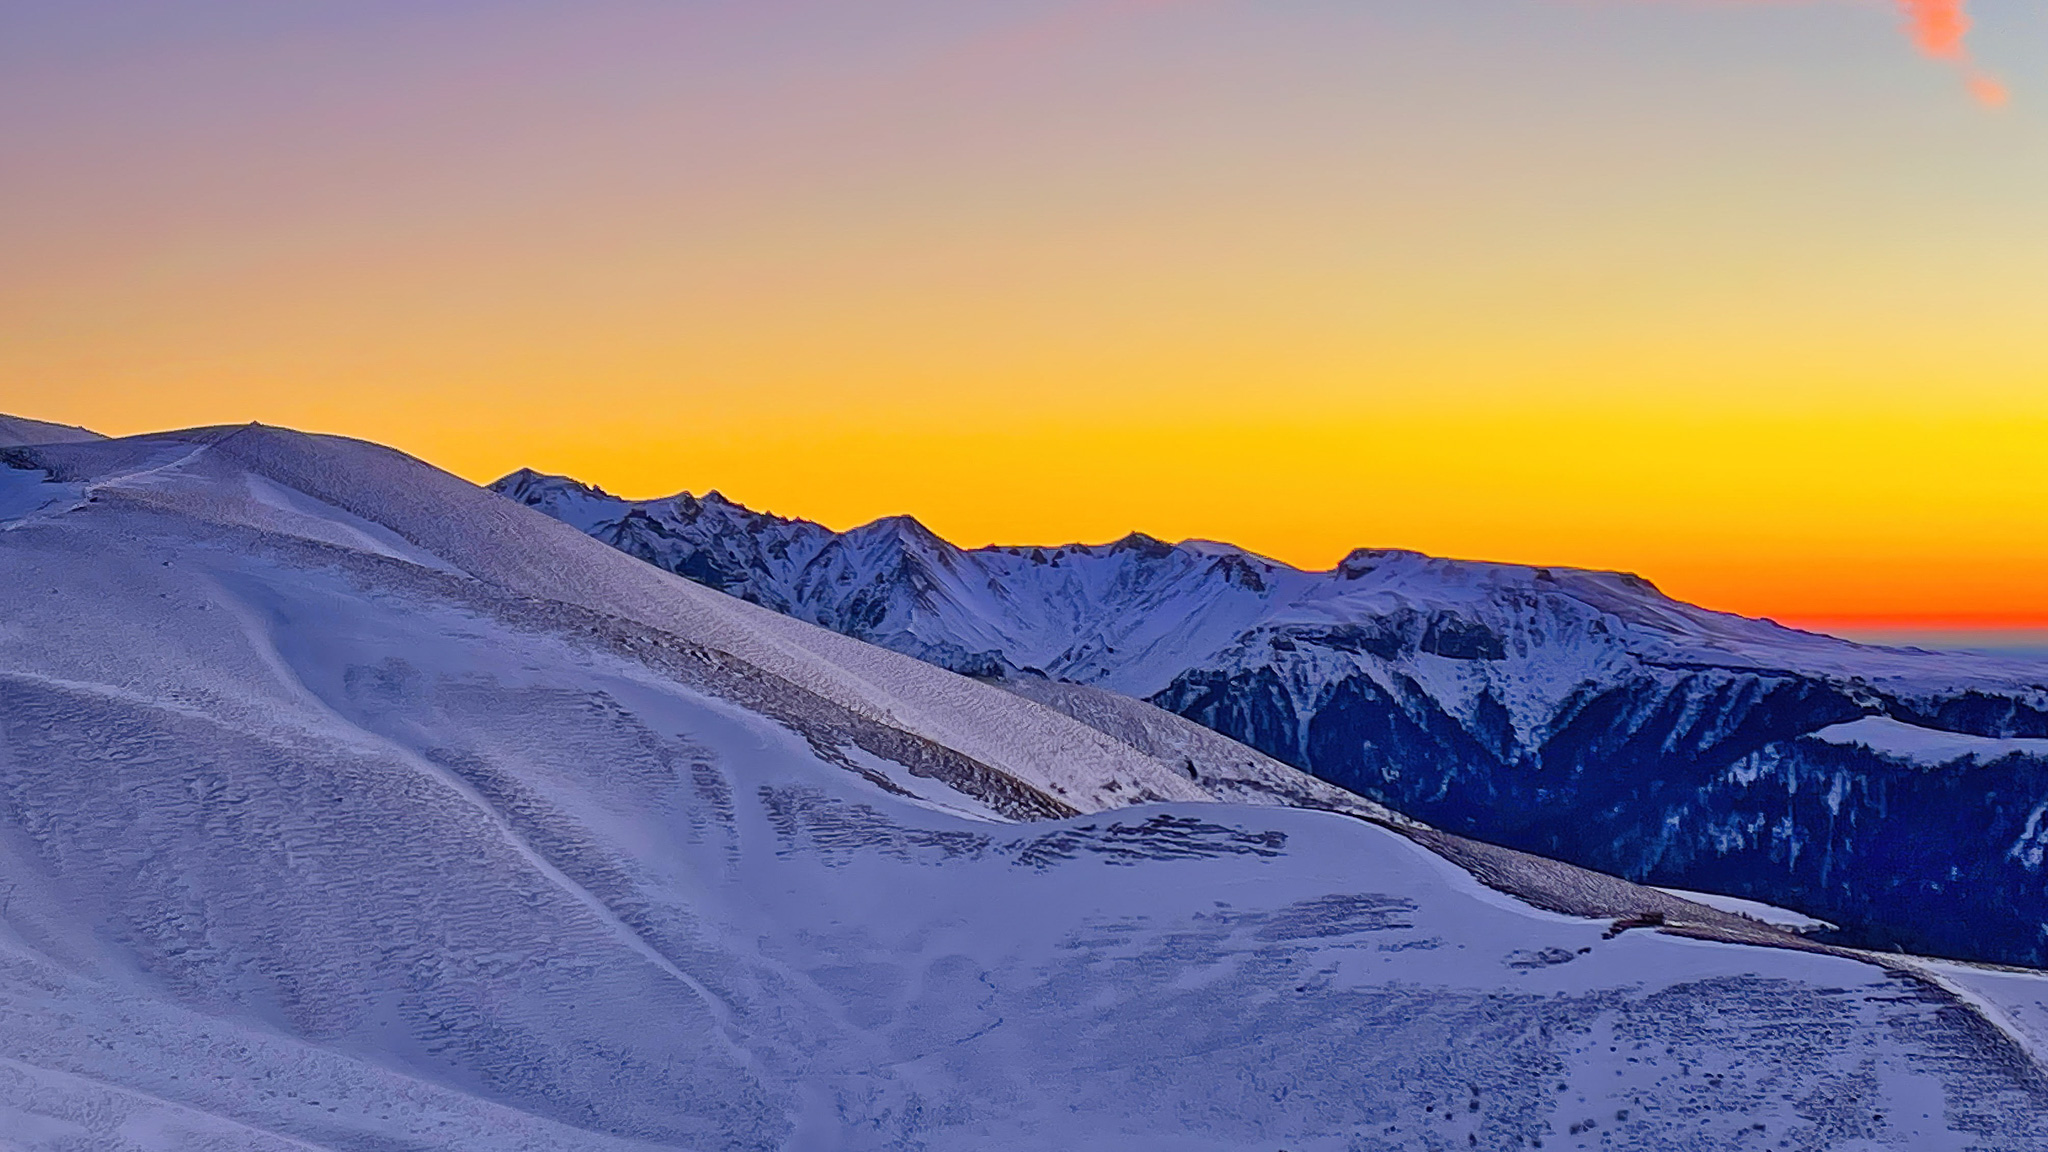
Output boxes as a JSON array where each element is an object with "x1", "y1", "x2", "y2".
[
  {"x1": 16, "y1": 416, "x2": 2048, "y2": 1146},
  {"x1": 497, "y1": 468, "x2": 2048, "y2": 968},
  {"x1": 487, "y1": 468, "x2": 2041, "y2": 692}
]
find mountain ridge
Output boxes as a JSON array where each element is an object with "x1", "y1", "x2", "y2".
[
  {"x1": 0, "y1": 412, "x2": 107, "y2": 448},
  {"x1": 496, "y1": 468, "x2": 2048, "y2": 967},
  {"x1": 16, "y1": 418, "x2": 2048, "y2": 1147}
]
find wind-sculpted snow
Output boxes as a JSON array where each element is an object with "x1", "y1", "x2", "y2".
[
  {"x1": 760, "y1": 787, "x2": 1289, "y2": 868},
  {"x1": 4, "y1": 422, "x2": 2048, "y2": 1148},
  {"x1": 500, "y1": 470, "x2": 2048, "y2": 966},
  {"x1": 16, "y1": 426, "x2": 1223, "y2": 817},
  {"x1": 993, "y1": 675, "x2": 1412, "y2": 822}
]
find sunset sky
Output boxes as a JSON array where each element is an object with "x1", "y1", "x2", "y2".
[{"x1": 3, "y1": 0, "x2": 2044, "y2": 627}]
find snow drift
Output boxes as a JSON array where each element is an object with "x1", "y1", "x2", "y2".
[
  {"x1": 498, "y1": 470, "x2": 2048, "y2": 967},
  {"x1": 1, "y1": 420, "x2": 2045, "y2": 1149}
]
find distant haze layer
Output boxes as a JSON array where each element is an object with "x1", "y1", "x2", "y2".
[{"x1": 1826, "y1": 626, "x2": 2048, "y2": 659}]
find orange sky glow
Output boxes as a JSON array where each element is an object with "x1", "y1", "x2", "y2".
[{"x1": 3, "y1": 0, "x2": 2043, "y2": 629}]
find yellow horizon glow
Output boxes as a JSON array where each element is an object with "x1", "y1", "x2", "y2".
[
  {"x1": 5, "y1": 1, "x2": 2045, "y2": 628},
  {"x1": 22, "y1": 393, "x2": 2047, "y2": 629}
]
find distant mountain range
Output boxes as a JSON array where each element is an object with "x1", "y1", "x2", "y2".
[
  {"x1": 16, "y1": 418, "x2": 2048, "y2": 1146},
  {"x1": 496, "y1": 469, "x2": 2048, "y2": 967}
]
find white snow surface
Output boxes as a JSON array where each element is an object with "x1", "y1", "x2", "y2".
[
  {"x1": 1810, "y1": 716, "x2": 2048, "y2": 766},
  {"x1": 84, "y1": 427, "x2": 1213, "y2": 815},
  {"x1": 0, "y1": 425, "x2": 2045, "y2": 1149},
  {"x1": 0, "y1": 463, "x2": 85, "y2": 527},
  {"x1": 1909, "y1": 960, "x2": 2048, "y2": 1070},
  {"x1": 492, "y1": 470, "x2": 2048, "y2": 757},
  {"x1": 0, "y1": 413, "x2": 104, "y2": 447},
  {"x1": 994, "y1": 674, "x2": 1413, "y2": 823},
  {"x1": 1651, "y1": 888, "x2": 1837, "y2": 933}
]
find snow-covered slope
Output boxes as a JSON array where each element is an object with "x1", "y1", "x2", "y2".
[
  {"x1": 0, "y1": 413, "x2": 105, "y2": 447},
  {"x1": 1812, "y1": 715, "x2": 2048, "y2": 767},
  {"x1": 498, "y1": 472, "x2": 2048, "y2": 967},
  {"x1": 994, "y1": 675, "x2": 1409, "y2": 822},
  {"x1": 25, "y1": 428, "x2": 1233, "y2": 817},
  {"x1": 7, "y1": 422, "x2": 2048, "y2": 1148}
]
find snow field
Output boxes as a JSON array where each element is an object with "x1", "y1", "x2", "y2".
[{"x1": 1, "y1": 426, "x2": 2045, "y2": 1149}]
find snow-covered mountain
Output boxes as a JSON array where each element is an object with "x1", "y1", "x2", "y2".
[
  {"x1": 6, "y1": 418, "x2": 2048, "y2": 1148},
  {"x1": 0, "y1": 412, "x2": 103, "y2": 447},
  {"x1": 496, "y1": 470, "x2": 2048, "y2": 967}
]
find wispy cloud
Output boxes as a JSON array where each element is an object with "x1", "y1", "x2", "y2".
[
  {"x1": 1900, "y1": 0, "x2": 1970, "y2": 58},
  {"x1": 1896, "y1": 0, "x2": 2007, "y2": 105},
  {"x1": 1647, "y1": 0, "x2": 2007, "y2": 106}
]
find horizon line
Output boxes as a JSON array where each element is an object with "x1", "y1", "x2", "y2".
[{"x1": 12, "y1": 410, "x2": 2046, "y2": 634}]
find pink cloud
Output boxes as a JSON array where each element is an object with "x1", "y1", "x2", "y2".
[
  {"x1": 1895, "y1": 0, "x2": 2007, "y2": 106},
  {"x1": 943, "y1": 1, "x2": 2012, "y2": 108},
  {"x1": 1898, "y1": 0, "x2": 1969, "y2": 59},
  {"x1": 1709, "y1": 0, "x2": 2006, "y2": 106}
]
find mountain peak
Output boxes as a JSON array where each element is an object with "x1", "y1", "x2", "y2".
[
  {"x1": 1334, "y1": 547, "x2": 1425, "y2": 579},
  {"x1": 492, "y1": 468, "x2": 613, "y2": 501},
  {"x1": 22, "y1": 420, "x2": 2046, "y2": 1144},
  {"x1": 1109, "y1": 531, "x2": 1175, "y2": 559},
  {"x1": 854, "y1": 513, "x2": 948, "y2": 547}
]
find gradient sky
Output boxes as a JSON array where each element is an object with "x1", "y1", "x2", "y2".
[{"x1": 3, "y1": 0, "x2": 2045, "y2": 626}]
